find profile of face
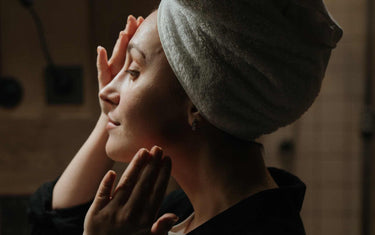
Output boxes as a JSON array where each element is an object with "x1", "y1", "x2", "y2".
[{"x1": 99, "y1": 11, "x2": 190, "y2": 162}]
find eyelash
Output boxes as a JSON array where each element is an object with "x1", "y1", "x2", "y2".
[{"x1": 125, "y1": 69, "x2": 140, "y2": 79}]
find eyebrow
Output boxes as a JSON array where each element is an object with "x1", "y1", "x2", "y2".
[{"x1": 127, "y1": 42, "x2": 146, "y2": 61}]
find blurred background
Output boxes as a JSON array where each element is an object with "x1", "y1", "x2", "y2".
[{"x1": 0, "y1": 0, "x2": 374, "y2": 234}]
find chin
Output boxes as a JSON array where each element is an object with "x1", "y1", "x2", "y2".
[{"x1": 105, "y1": 137, "x2": 136, "y2": 163}]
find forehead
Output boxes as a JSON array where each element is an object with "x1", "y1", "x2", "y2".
[{"x1": 129, "y1": 11, "x2": 162, "y2": 58}]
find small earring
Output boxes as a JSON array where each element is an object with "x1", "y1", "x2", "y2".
[{"x1": 192, "y1": 119, "x2": 198, "y2": 131}]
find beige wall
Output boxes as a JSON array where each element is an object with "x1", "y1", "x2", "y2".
[
  {"x1": 0, "y1": 0, "x2": 96, "y2": 194},
  {"x1": 0, "y1": 0, "x2": 158, "y2": 194},
  {"x1": 260, "y1": 0, "x2": 375, "y2": 234},
  {"x1": 0, "y1": 0, "x2": 373, "y2": 234}
]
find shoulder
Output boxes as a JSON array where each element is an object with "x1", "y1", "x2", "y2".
[{"x1": 158, "y1": 189, "x2": 193, "y2": 223}]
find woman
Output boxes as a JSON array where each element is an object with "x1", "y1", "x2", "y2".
[{"x1": 28, "y1": 0, "x2": 343, "y2": 234}]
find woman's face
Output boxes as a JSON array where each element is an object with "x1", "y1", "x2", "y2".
[{"x1": 100, "y1": 11, "x2": 189, "y2": 162}]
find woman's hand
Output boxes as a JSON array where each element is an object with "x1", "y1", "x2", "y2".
[
  {"x1": 97, "y1": 15, "x2": 144, "y2": 115},
  {"x1": 83, "y1": 146, "x2": 178, "y2": 235}
]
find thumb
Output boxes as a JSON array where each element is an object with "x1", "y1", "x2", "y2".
[
  {"x1": 90, "y1": 170, "x2": 116, "y2": 213},
  {"x1": 151, "y1": 213, "x2": 179, "y2": 235}
]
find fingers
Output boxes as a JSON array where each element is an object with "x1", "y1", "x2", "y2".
[
  {"x1": 109, "y1": 148, "x2": 151, "y2": 208},
  {"x1": 136, "y1": 16, "x2": 144, "y2": 27},
  {"x1": 123, "y1": 146, "x2": 171, "y2": 224},
  {"x1": 99, "y1": 145, "x2": 172, "y2": 230},
  {"x1": 108, "y1": 15, "x2": 139, "y2": 76},
  {"x1": 151, "y1": 213, "x2": 179, "y2": 235},
  {"x1": 98, "y1": 15, "x2": 143, "y2": 88},
  {"x1": 125, "y1": 147, "x2": 163, "y2": 211},
  {"x1": 149, "y1": 156, "x2": 172, "y2": 216},
  {"x1": 108, "y1": 31, "x2": 129, "y2": 76},
  {"x1": 97, "y1": 46, "x2": 111, "y2": 89},
  {"x1": 97, "y1": 15, "x2": 143, "y2": 90},
  {"x1": 125, "y1": 15, "x2": 139, "y2": 37},
  {"x1": 90, "y1": 170, "x2": 117, "y2": 213}
]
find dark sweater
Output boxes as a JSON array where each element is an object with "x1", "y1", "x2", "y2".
[{"x1": 27, "y1": 167, "x2": 306, "y2": 235}]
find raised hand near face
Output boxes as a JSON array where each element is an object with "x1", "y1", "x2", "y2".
[
  {"x1": 83, "y1": 146, "x2": 178, "y2": 235},
  {"x1": 97, "y1": 15, "x2": 144, "y2": 115}
]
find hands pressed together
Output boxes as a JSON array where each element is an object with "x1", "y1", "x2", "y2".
[{"x1": 84, "y1": 16, "x2": 178, "y2": 235}]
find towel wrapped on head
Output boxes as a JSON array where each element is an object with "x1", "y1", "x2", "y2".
[{"x1": 157, "y1": 0, "x2": 343, "y2": 141}]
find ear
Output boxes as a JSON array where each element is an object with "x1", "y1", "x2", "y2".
[{"x1": 186, "y1": 100, "x2": 201, "y2": 127}]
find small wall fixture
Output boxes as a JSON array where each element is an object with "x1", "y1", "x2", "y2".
[{"x1": 0, "y1": 77, "x2": 23, "y2": 109}]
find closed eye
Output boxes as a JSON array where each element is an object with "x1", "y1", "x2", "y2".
[{"x1": 125, "y1": 69, "x2": 140, "y2": 79}]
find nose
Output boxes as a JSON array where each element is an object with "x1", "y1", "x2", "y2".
[{"x1": 99, "y1": 79, "x2": 120, "y2": 106}]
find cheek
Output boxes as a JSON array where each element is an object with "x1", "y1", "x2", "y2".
[
  {"x1": 106, "y1": 86, "x2": 180, "y2": 161},
  {"x1": 106, "y1": 90, "x2": 150, "y2": 161},
  {"x1": 126, "y1": 88, "x2": 177, "y2": 141},
  {"x1": 105, "y1": 69, "x2": 188, "y2": 162}
]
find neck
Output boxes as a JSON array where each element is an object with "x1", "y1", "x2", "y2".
[{"x1": 166, "y1": 131, "x2": 278, "y2": 232}]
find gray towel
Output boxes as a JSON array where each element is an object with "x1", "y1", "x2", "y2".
[{"x1": 157, "y1": 0, "x2": 343, "y2": 140}]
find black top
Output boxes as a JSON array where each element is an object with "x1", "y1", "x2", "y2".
[{"x1": 27, "y1": 167, "x2": 306, "y2": 235}]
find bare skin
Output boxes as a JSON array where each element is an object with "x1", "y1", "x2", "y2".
[
  {"x1": 82, "y1": 10, "x2": 279, "y2": 235},
  {"x1": 84, "y1": 146, "x2": 177, "y2": 235},
  {"x1": 52, "y1": 16, "x2": 144, "y2": 210}
]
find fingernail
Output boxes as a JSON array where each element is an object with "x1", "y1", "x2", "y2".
[
  {"x1": 105, "y1": 170, "x2": 116, "y2": 184},
  {"x1": 139, "y1": 148, "x2": 150, "y2": 160},
  {"x1": 128, "y1": 15, "x2": 135, "y2": 22},
  {"x1": 154, "y1": 146, "x2": 163, "y2": 159},
  {"x1": 108, "y1": 170, "x2": 116, "y2": 179}
]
